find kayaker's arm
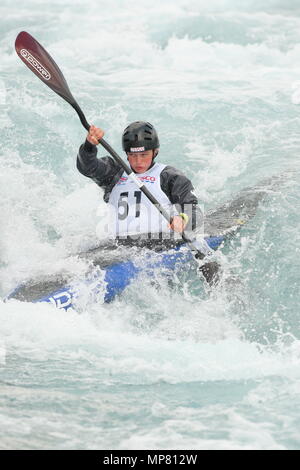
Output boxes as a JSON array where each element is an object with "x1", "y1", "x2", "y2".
[
  {"x1": 77, "y1": 125, "x2": 123, "y2": 188},
  {"x1": 77, "y1": 139, "x2": 122, "y2": 188},
  {"x1": 160, "y1": 166, "x2": 203, "y2": 233}
]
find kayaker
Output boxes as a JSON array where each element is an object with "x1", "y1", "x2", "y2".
[{"x1": 77, "y1": 121, "x2": 219, "y2": 283}]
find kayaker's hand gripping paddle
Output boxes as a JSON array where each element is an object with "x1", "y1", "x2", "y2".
[{"x1": 15, "y1": 31, "x2": 219, "y2": 283}]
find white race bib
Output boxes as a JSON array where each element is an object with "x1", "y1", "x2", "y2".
[{"x1": 108, "y1": 163, "x2": 178, "y2": 238}]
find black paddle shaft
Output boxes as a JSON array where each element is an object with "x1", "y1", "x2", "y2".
[{"x1": 15, "y1": 31, "x2": 206, "y2": 259}]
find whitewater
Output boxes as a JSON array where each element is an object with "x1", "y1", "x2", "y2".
[{"x1": 0, "y1": 0, "x2": 300, "y2": 450}]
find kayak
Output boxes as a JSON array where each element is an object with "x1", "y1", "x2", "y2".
[
  {"x1": 5, "y1": 235, "x2": 224, "y2": 310},
  {"x1": 5, "y1": 174, "x2": 283, "y2": 310}
]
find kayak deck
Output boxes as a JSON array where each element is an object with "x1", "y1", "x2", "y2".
[{"x1": 6, "y1": 236, "x2": 224, "y2": 309}]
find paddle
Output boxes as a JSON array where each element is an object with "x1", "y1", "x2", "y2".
[{"x1": 15, "y1": 31, "x2": 219, "y2": 281}]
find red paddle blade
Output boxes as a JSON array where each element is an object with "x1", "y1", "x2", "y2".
[{"x1": 15, "y1": 31, "x2": 75, "y2": 105}]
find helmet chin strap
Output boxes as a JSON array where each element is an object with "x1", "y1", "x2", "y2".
[{"x1": 148, "y1": 149, "x2": 159, "y2": 169}]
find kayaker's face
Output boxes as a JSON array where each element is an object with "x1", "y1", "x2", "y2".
[{"x1": 127, "y1": 150, "x2": 154, "y2": 173}]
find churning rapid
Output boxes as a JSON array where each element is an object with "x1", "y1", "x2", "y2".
[{"x1": 0, "y1": 0, "x2": 300, "y2": 450}]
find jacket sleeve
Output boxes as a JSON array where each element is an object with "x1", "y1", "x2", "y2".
[
  {"x1": 160, "y1": 166, "x2": 204, "y2": 233},
  {"x1": 77, "y1": 140, "x2": 121, "y2": 188}
]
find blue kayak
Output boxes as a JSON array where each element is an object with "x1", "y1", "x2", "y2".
[
  {"x1": 6, "y1": 174, "x2": 281, "y2": 310},
  {"x1": 5, "y1": 235, "x2": 224, "y2": 310}
]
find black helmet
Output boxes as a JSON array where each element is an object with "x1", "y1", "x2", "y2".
[{"x1": 122, "y1": 121, "x2": 160, "y2": 153}]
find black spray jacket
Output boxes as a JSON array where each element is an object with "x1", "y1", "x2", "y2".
[{"x1": 77, "y1": 140, "x2": 203, "y2": 233}]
